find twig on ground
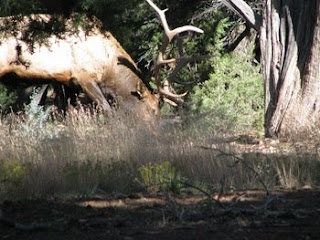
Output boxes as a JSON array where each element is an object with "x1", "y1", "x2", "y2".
[
  {"x1": 196, "y1": 145, "x2": 270, "y2": 196},
  {"x1": 182, "y1": 181, "x2": 227, "y2": 209}
]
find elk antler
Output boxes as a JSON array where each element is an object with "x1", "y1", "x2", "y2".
[{"x1": 146, "y1": 0, "x2": 204, "y2": 105}]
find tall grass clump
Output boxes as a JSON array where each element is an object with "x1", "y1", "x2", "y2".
[
  {"x1": 0, "y1": 95, "x2": 170, "y2": 198},
  {"x1": 1, "y1": 105, "x2": 320, "y2": 199}
]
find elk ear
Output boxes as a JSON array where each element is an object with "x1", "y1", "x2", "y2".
[
  {"x1": 132, "y1": 81, "x2": 148, "y2": 100},
  {"x1": 131, "y1": 90, "x2": 143, "y2": 100}
]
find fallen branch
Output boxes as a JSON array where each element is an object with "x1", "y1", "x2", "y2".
[
  {"x1": 182, "y1": 181, "x2": 227, "y2": 209},
  {"x1": 195, "y1": 145, "x2": 271, "y2": 196},
  {"x1": 221, "y1": 0, "x2": 262, "y2": 31}
]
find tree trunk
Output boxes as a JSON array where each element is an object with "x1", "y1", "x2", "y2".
[{"x1": 260, "y1": 0, "x2": 320, "y2": 137}]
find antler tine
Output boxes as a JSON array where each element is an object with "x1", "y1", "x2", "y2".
[
  {"x1": 146, "y1": 0, "x2": 170, "y2": 39},
  {"x1": 146, "y1": 0, "x2": 203, "y2": 104},
  {"x1": 146, "y1": 0, "x2": 203, "y2": 42}
]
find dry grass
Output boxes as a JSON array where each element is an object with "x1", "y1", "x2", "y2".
[{"x1": 0, "y1": 107, "x2": 320, "y2": 200}]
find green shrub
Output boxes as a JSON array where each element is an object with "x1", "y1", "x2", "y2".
[
  {"x1": 24, "y1": 88, "x2": 51, "y2": 126},
  {"x1": 0, "y1": 84, "x2": 17, "y2": 113},
  {"x1": 138, "y1": 161, "x2": 185, "y2": 194},
  {"x1": 0, "y1": 160, "x2": 26, "y2": 198},
  {"x1": 191, "y1": 48, "x2": 263, "y2": 132},
  {"x1": 12, "y1": 88, "x2": 64, "y2": 140},
  {"x1": 0, "y1": 161, "x2": 25, "y2": 183}
]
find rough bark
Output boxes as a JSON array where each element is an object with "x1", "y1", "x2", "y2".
[
  {"x1": 221, "y1": 1, "x2": 320, "y2": 137},
  {"x1": 260, "y1": 0, "x2": 320, "y2": 137}
]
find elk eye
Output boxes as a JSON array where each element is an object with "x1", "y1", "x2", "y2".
[{"x1": 131, "y1": 91, "x2": 143, "y2": 100}]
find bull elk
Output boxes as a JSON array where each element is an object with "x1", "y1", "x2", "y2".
[{"x1": 0, "y1": 0, "x2": 203, "y2": 121}]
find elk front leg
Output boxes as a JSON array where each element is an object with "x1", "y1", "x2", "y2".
[{"x1": 79, "y1": 80, "x2": 112, "y2": 112}]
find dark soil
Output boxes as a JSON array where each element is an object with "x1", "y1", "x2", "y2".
[{"x1": 1, "y1": 189, "x2": 320, "y2": 240}]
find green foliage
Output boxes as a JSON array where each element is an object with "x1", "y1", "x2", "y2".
[
  {"x1": 0, "y1": 0, "x2": 39, "y2": 15},
  {"x1": 185, "y1": 12, "x2": 264, "y2": 131},
  {"x1": 10, "y1": 88, "x2": 67, "y2": 141},
  {"x1": 138, "y1": 161, "x2": 185, "y2": 193},
  {"x1": 0, "y1": 160, "x2": 26, "y2": 198},
  {"x1": 0, "y1": 84, "x2": 17, "y2": 112},
  {"x1": 191, "y1": 48, "x2": 263, "y2": 131},
  {"x1": 0, "y1": 161, "x2": 25, "y2": 184},
  {"x1": 23, "y1": 88, "x2": 51, "y2": 128}
]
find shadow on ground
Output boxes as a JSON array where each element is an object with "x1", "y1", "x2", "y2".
[{"x1": 1, "y1": 189, "x2": 320, "y2": 240}]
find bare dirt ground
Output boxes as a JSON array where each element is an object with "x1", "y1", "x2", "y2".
[{"x1": 1, "y1": 189, "x2": 320, "y2": 240}]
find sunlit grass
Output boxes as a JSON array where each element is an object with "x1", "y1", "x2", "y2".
[{"x1": 0, "y1": 107, "x2": 319, "y2": 200}]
